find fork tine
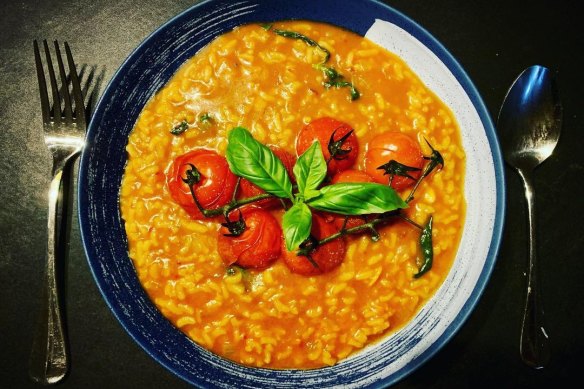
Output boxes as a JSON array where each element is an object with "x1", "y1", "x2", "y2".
[
  {"x1": 53, "y1": 41, "x2": 73, "y2": 123},
  {"x1": 33, "y1": 40, "x2": 50, "y2": 124},
  {"x1": 64, "y1": 42, "x2": 86, "y2": 126},
  {"x1": 43, "y1": 40, "x2": 61, "y2": 124}
]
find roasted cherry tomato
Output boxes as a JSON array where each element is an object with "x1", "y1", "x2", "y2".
[
  {"x1": 238, "y1": 147, "x2": 296, "y2": 208},
  {"x1": 296, "y1": 117, "x2": 359, "y2": 175},
  {"x1": 217, "y1": 209, "x2": 282, "y2": 269},
  {"x1": 282, "y1": 213, "x2": 346, "y2": 276},
  {"x1": 167, "y1": 149, "x2": 237, "y2": 219},
  {"x1": 364, "y1": 132, "x2": 424, "y2": 191},
  {"x1": 330, "y1": 169, "x2": 376, "y2": 230},
  {"x1": 330, "y1": 169, "x2": 375, "y2": 185}
]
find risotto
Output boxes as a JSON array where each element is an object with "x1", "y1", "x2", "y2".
[{"x1": 120, "y1": 21, "x2": 466, "y2": 369}]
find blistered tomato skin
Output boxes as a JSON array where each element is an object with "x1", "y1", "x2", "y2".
[
  {"x1": 217, "y1": 209, "x2": 282, "y2": 269},
  {"x1": 364, "y1": 132, "x2": 424, "y2": 191},
  {"x1": 282, "y1": 214, "x2": 346, "y2": 276},
  {"x1": 331, "y1": 169, "x2": 376, "y2": 185},
  {"x1": 167, "y1": 149, "x2": 237, "y2": 219},
  {"x1": 238, "y1": 146, "x2": 296, "y2": 208},
  {"x1": 296, "y1": 117, "x2": 359, "y2": 176}
]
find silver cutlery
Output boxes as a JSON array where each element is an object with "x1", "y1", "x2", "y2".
[
  {"x1": 497, "y1": 65, "x2": 562, "y2": 369},
  {"x1": 29, "y1": 40, "x2": 86, "y2": 385}
]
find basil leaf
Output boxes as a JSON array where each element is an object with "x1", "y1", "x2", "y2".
[
  {"x1": 226, "y1": 127, "x2": 293, "y2": 199},
  {"x1": 293, "y1": 141, "x2": 327, "y2": 198},
  {"x1": 282, "y1": 202, "x2": 312, "y2": 251},
  {"x1": 307, "y1": 182, "x2": 407, "y2": 215},
  {"x1": 304, "y1": 188, "x2": 321, "y2": 201},
  {"x1": 414, "y1": 216, "x2": 433, "y2": 278}
]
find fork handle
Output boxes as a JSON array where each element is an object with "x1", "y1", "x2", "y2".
[{"x1": 29, "y1": 166, "x2": 69, "y2": 385}]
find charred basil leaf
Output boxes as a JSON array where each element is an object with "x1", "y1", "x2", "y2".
[{"x1": 414, "y1": 216, "x2": 433, "y2": 278}]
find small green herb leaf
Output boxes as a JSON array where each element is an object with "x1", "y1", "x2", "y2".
[
  {"x1": 273, "y1": 29, "x2": 330, "y2": 62},
  {"x1": 199, "y1": 112, "x2": 212, "y2": 123},
  {"x1": 198, "y1": 113, "x2": 213, "y2": 131},
  {"x1": 283, "y1": 202, "x2": 312, "y2": 251},
  {"x1": 313, "y1": 63, "x2": 339, "y2": 80},
  {"x1": 170, "y1": 120, "x2": 188, "y2": 135},
  {"x1": 324, "y1": 80, "x2": 360, "y2": 100},
  {"x1": 307, "y1": 182, "x2": 407, "y2": 215},
  {"x1": 414, "y1": 216, "x2": 433, "y2": 278},
  {"x1": 293, "y1": 141, "x2": 327, "y2": 198},
  {"x1": 226, "y1": 127, "x2": 293, "y2": 199}
]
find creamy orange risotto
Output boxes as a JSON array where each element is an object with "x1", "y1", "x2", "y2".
[{"x1": 120, "y1": 20, "x2": 465, "y2": 369}]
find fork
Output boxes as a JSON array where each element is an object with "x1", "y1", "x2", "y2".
[{"x1": 29, "y1": 40, "x2": 86, "y2": 385}]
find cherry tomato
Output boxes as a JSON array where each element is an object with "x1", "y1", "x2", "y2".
[
  {"x1": 364, "y1": 132, "x2": 424, "y2": 191},
  {"x1": 330, "y1": 169, "x2": 376, "y2": 230},
  {"x1": 238, "y1": 146, "x2": 296, "y2": 208},
  {"x1": 167, "y1": 149, "x2": 237, "y2": 219},
  {"x1": 282, "y1": 213, "x2": 346, "y2": 276},
  {"x1": 217, "y1": 209, "x2": 282, "y2": 269},
  {"x1": 331, "y1": 169, "x2": 375, "y2": 185},
  {"x1": 296, "y1": 117, "x2": 359, "y2": 175}
]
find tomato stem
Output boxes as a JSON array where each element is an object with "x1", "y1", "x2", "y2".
[
  {"x1": 231, "y1": 177, "x2": 241, "y2": 203},
  {"x1": 405, "y1": 139, "x2": 444, "y2": 203},
  {"x1": 209, "y1": 193, "x2": 275, "y2": 218},
  {"x1": 315, "y1": 212, "x2": 397, "y2": 246},
  {"x1": 327, "y1": 127, "x2": 354, "y2": 163},
  {"x1": 397, "y1": 214, "x2": 423, "y2": 230},
  {"x1": 183, "y1": 165, "x2": 276, "y2": 218}
]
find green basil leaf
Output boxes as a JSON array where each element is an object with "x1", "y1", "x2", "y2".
[
  {"x1": 307, "y1": 182, "x2": 407, "y2": 215},
  {"x1": 303, "y1": 188, "x2": 321, "y2": 201},
  {"x1": 282, "y1": 202, "x2": 312, "y2": 251},
  {"x1": 293, "y1": 140, "x2": 327, "y2": 198},
  {"x1": 226, "y1": 127, "x2": 293, "y2": 199}
]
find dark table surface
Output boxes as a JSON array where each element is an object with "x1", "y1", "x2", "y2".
[{"x1": 1, "y1": 0, "x2": 583, "y2": 388}]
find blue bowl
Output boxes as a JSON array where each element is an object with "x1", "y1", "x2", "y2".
[{"x1": 78, "y1": 0, "x2": 505, "y2": 387}]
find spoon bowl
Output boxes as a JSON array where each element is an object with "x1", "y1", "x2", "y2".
[
  {"x1": 497, "y1": 65, "x2": 562, "y2": 369},
  {"x1": 498, "y1": 66, "x2": 562, "y2": 170}
]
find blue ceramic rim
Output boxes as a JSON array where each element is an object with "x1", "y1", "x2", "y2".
[{"x1": 78, "y1": 0, "x2": 506, "y2": 387}]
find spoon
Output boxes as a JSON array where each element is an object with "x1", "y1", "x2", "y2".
[{"x1": 497, "y1": 65, "x2": 562, "y2": 369}]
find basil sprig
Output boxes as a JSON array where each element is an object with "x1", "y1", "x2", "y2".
[
  {"x1": 226, "y1": 127, "x2": 293, "y2": 200},
  {"x1": 225, "y1": 127, "x2": 408, "y2": 251}
]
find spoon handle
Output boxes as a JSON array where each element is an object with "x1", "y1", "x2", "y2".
[{"x1": 517, "y1": 169, "x2": 550, "y2": 369}]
